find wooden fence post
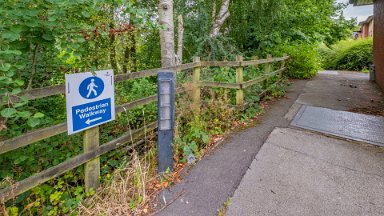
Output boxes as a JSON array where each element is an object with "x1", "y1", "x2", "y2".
[
  {"x1": 251, "y1": 56, "x2": 259, "y2": 75},
  {"x1": 192, "y1": 57, "x2": 201, "y2": 113},
  {"x1": 279, "y1": 53, "x2": 287, "y2": 78},
  {"x1": 281, "y1": 54, "x2": 287, "y2": 68},
  {"x1": 264, "y1": 54, "x2": 272, "y2": 88},
  {"x1": 84, "y1": 126, "x2": 100, "y2": 192},
  {"x1": 236, "y1": 55, "x2": 244, "y2": 106}
]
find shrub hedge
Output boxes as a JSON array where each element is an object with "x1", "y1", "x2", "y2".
[
  {"x1": 319, "y1": 38, "x2": 373, "y2": 71},
  {"x1": 271, "y1": 43, "x2": 320, "y2": 79}
]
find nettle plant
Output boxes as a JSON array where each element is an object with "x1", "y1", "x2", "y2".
[
  {"x1": 0, "y1": 0, "x2": 149, "y2": 137},
  {"x1": 0, "y1": 0, "x2": 92, "y2": 136}
]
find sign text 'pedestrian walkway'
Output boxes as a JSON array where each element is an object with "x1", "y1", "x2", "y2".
[{"x1": 65, "y1": 70, "x2": 115, "y2": 135}]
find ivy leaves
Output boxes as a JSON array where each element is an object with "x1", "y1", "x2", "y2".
[{"x1": 1, "y1": 108, "x2": 16, "y2": 118}]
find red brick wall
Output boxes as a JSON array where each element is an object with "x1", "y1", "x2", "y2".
[
  {"x1": 374, "y1": 0, "x2": 384, "y2": 90},
  {"x1": 362, "y1": 24, "x2": 369, "y2": 38}
]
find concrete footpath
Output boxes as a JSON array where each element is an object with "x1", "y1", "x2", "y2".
[
  {"x1": 227, "y1": 71, "x2": 384, "y2": 216},
  {"x1": 227, "y1": 127, "x2": 384, "y2": 216},
  {"x1": 155, "y1": 80, "x2": 308, "y2": 216},
  {"x1": 156, "y1": 71, "x2": 384, "y2": 216}
]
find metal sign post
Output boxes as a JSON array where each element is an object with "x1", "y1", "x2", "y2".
[{"x1": 157, "y1": 71, "x2": 176, "y2": 174}]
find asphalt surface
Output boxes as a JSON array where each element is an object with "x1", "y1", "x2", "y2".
[{"x1": 155, "y1": 80, "x2": 308, "y2": 216}]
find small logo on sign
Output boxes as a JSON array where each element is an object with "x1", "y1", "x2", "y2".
[{"x1": 79, "y1": 77, "x2": 105, "y2": 99}]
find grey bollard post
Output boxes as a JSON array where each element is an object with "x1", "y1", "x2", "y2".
[
  {"x1": 369, "y1": 64, "x2": 375, "y2": 82},
  {"x1": 157, "y1": 71, "x2": 176, "y2": 174}
]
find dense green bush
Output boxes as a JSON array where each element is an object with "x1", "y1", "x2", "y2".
[
  {"x1": 272, "y1": 43, "x2": 320, "y2": 79},
  {"x1": 319, "y1": 38, "x2": 373, "y2": 71}
]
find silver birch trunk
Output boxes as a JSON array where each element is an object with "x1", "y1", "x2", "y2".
[
  {"x1": 176, "y1": 15, "x2": 184, "y2": 65},
  {"x1": 209, "y1": 0, "x2": 230, "y2": 37},
  {"x1": 212, "y1": 0, "x2": 217, "y2": 22},
  {"x1": 159, "y1": 0, "x2": 175, "y2": 67}
]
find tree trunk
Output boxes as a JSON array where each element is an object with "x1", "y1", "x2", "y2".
[
  {"x1": 123, "y1": 29, "x2": 137, "y2": 73},
  {"x1": 109, "y1": 4, "x2": 118, "y2": 74},
  {"x1": 27, "y1": 44, "x2": 40, "y2": 90},
  {"x1": 130, "y1": 30, "x2": 137, "y2": 72},
  {"x1": 209, "y1": 0, "x2": 230, "y2": 37},
  {"x1": 123, "y1": 40, "x2": 130, "y2": 73},
  {"x1": 109, "y1": 22, "x2": 118, "y2": 74},
  {"x1": 176, "y1": 15, "x2": 184, "y2": 65},
  {"x1": 212, "y1": 0, "x2": 217, "y2": 21},
  {"x1": 159, "y1": 0, "x2": 175, "y2": 68}
]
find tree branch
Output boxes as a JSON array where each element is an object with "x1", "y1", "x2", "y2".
[
  {"x1": 209, "y1": 0, "x2": 231, "y2": 37},
  {"x1": 176, "y1": 15, "x2": 184, "y2": 65},
  {"x1": 27, "y1": 44, "x2": 40, "y2": 90}
]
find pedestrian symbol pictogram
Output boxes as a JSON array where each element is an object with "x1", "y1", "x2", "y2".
[
  {"x1": 79, "y1": 77, "x2": 105, "y2": 99},
  {"x1": 87, "y1": 79, "x2": 98, "y2": 98},
  {"x1": 65, "y1": 70, "x2": 115, "y2": 135}
]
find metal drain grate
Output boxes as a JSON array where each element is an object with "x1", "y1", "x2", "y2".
[{"x1": 291, "y1": 105, "x2": 384, "y2": 147}]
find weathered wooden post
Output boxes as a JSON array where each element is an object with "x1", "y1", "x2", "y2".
[
  {"x1": 236, "y1": 55, "x2": 244, "y2": 106},
  {"x1": 280, "y1": 54, "x2": 288, "y2": 77},
  {"x1": 84, "y1": 126, "x2": 100, "y2": 192},
  {"x1": 251, "y1": 56, "x2": 259, "y2": 76},
  {"x1": 264, "y1": 54, "x2": 272, "y2": 88},
  {"x1": 281, "y1": 54, "x2": 287, "y2": 68},
  {"x1": 66, "y1": 70, "x2": 115, "y2": 193},
  {"x1": 192, "y1": 57, "x2": 201, "y2": 113}
]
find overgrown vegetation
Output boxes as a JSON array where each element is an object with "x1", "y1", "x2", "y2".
[
  {"x1": 0, "y1": 0, "x2": 356, "y2": 214},
  {"x1": 282, "y1": 43, "x2": 321, "y2": 79},
  {"x1": 226, "y1": 0, "x2": 354, "y2": 78},
  {"x1": 319, "y1": 38, "x2": 373, "y2": 71}
]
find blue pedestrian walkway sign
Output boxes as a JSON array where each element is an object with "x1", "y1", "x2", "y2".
[{"x1": 65, "y1": 70, "x2": 115, "y2": 135}]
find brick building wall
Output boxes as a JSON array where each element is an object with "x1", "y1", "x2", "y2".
[
  {"x1": 368, "y1": 19, "x2": 374, "y2": 37},
  {"x1": 374, "y1": 0, "x2": 384, "y2": 90},
  {"x1": 362, "y1": 23, "x2": 369, "y2": 37}
]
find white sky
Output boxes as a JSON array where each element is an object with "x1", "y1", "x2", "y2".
[{"x1": 337, "y1": 0, "x2": 373, "y2": 22}]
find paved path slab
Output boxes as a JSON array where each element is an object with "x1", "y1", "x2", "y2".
[
  {"x1": 227, "y1": 127, "x2": 384, "y2": 216},
  {"x1": 292, "y1": 105, "x2": 384, "y2": 147},
  {"x1": 154, "y1": 81, "x2": 308, "y2": 216}
]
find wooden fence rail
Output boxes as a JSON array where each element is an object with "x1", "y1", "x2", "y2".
[
  {"x1": 0, "y1": 122, "x2": 158, "y2": 201},
  {"x1": 193, "y1": 55, "x2": 288, "y2": 106},
  {"x1": 0, "y1": 54, "x2": 289, "y2": 201}
]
